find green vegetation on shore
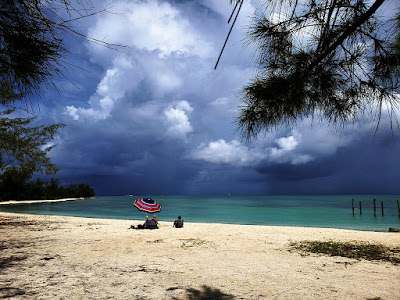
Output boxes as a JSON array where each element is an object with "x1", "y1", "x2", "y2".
[
  {"x1": 0, "y1": 167, "x2": 94, "y2": 201},
  {"x1": 289, "y1": 240, "x2": 400, "y2": 265}
]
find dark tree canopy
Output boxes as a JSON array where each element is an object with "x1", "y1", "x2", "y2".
[
  {"x1": 0, "y1": 166, "x2": 32, "y2": 201},
  {"x1": 224, "y1": 0, "x2": 400, "y2": 140},
  {"x1": 0, "y1": 170, "x2": 95, "y2": 201}
]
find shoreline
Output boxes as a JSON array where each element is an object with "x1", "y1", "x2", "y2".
[
  {"x1": 0, "y1": 211, "x2": 397, "y2": 233},
  {"x1": 0, "y1": 210, "x2": 395, "y2": 233},
  {"x1": 1, "y1": 212, "x2": 399, "y2": 299},
  {"x1": 0, "y1": 196, "x2": 398, "y2": 232},
  {"x1": 0, "y1": 197, "x2": 93, "y2": 205}
]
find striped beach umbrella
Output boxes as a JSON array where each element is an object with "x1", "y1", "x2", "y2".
[{"x1": 133, "y1": 198, "x2": 161, "y2": 214}]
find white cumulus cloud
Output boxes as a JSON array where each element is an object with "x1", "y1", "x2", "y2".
[
  {"x1": 275, "y1": 135, "x2": 298, "y2": 151},
  {"x1": 64, "y1": 0, "x2": 215, "y2": 123},
  {"x1": 191, "y1": 139, "x2": 268, "y2": 166},
  {"x1": 88, "y1": 0, "x2": 213, "y2": 58},
  {"x1": 192, "y1": 131, "x2": 315, "y2": 167},
  {"x1": 164, "y1": 101, "x2": 193, "y2": 141},
  {"x1": 269, "y1": 131, "x2": 314, "y2": 165},
  {"x1": 64, "y1": 57, "x2": 142, "y2": 121}
]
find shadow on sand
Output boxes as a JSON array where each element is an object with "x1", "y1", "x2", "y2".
[
  {"x1": 0, "y1": 217, "x2": 34, "y2": 273},
  {"x1": 0, "y1": 216, "x2": 39, "y2": 299},
  {"x1": 172, "y1": 285, "x2": 235, "y2": 300},
  {"x1": 0, "y1": 255, "x2": 28, "y2": 272},
  {"x1": 0, "y1": 287, "x2": 26, "y2": 299}
]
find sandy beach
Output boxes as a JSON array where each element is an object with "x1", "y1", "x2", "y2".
[
  {"x1": 0, "y1": 198, "x2": 92, "y2": 205},
  {"x1": 1, "y1": 212, "x2": 399, "y2": 300}
]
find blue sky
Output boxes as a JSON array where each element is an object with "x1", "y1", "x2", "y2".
[{"x1": 33, "y1": 0, "x2": 400, "y2": 195}]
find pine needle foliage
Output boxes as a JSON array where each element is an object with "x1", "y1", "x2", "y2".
[
  {"x1": 0, "y1": 0, "x2": 64, "y2": 105},
  {"x1": 1, "y1": 0, "x2": 123, "y2": 106},
  {"x1": 0, "y1": 0, "x2": 118, "y2": 175},
  {"x1": 235, "y1": 0, "x2": 400, "y2": 140},
  {"x1": 0, "y1": 109, "x2": 65, "y2": 174}
]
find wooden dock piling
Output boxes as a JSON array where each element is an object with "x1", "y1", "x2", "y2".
[
  {"x1": 373, "y1": 199, "x2": 376, "y2": 216},
  {"x1": 398, "y1": 200, "x2": 400, "y2": 217},
  {"x1": 352, "y1": 198, "x2": 400, "y2": 217}
]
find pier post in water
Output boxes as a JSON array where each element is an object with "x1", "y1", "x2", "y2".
[
  {"x1": 373, "y1": 199, "x2": 376, "y2": 216},
  {"x1": 359, "y1": 201, "x2": 362, "y2": 215},
  {"x1": 352, "y1": 199, "x2": 354, "y2": 215},
  {"x1": 397, "y1": 200, "x2": 400, "y2": 217},
  {"x1": 381, "y1": 201, "x2": 384, "y2": 216}
]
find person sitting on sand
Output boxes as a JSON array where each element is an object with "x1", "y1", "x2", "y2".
[
  {"x1": 143, "y1": 216, "x2": 158, "y2": 229},
  {"x1": 131, "y1": 216, "x2": 150, "y2": 229},
  {"x1": 173, "y1": 216, "x2": 184, "y2": 228},
  {"x1": 152, "y1": 215, "x2": 159, "y2": 227},
  {"x1": 130, "y1": 216, "x2": 159, "y2": 230}
]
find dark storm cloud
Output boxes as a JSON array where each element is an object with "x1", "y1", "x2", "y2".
[
  {"x1": 256, "y1": 161, "x2": 334, "y2": 181},
  {"x1": 254, "y1": 131, "x2": 400, "y2": 195},
  {"x1": 32, "y1": 0, "x2": 400, "y2": 196}
]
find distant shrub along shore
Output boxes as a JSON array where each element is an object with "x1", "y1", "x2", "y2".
[{"x1": 0, "y1": 173, "x2": 95, "y2": 202}]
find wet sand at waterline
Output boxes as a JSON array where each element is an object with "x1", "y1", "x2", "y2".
[{"x1": 1, "y1": 212, "x2": 399, "y2": 299}]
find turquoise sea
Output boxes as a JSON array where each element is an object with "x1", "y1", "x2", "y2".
[{"x1": 1, "y1": 195, "x2": 400, "y2": 232}]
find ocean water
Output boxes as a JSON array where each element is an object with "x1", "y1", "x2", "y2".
[{"x1": 1, "y1": 195, "x2": 400, "y2": 231}]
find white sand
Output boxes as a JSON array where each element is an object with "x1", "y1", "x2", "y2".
[
  {"x1": 0, "y1": 212, "x2": 399, "y2": 299},
  {"x1": 0, "y1": 198, "x2": 91, "y2": 205}
]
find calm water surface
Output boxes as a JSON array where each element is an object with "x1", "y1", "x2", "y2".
[{"x1": 1, "y1": 195, "x2": 399, "y2": 231}]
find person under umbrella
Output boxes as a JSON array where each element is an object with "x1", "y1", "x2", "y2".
[
  {"x1": 131, "y1": 198, "x2": 161, "y2": 229},
  {"x1": 152, "y1": 215, "x2": 159, "y2": 227},
  {"x1": 131, "y1": 215, "x2": 158, "y2": 230}
]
